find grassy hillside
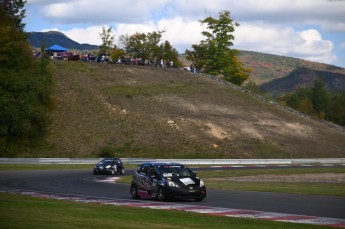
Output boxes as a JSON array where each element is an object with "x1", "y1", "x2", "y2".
[{"x1": 27, "y1": 61, "x2": 345, "y2": 158}]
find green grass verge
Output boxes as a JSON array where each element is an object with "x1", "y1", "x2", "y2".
[
  {"x1": 0, "y1": 192, "x2": 328, "y2": 229},
  {"x1": 204, "y1": 181, "x2": 345, "y2": 196},
  {"x1": 198, "y1": 167, "x2": 345, "y2": 196},
  {"x1": 197, "y1": 167, "x2": 345, "y2": 178}
]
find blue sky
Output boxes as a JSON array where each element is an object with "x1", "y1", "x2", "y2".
[{"x1": 24, "y1": 0, "x2": 345, "y2": 68}]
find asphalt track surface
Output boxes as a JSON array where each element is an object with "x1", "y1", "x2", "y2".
[{"x1": 1, "y1": 166, "x2": 345, "y2": 220}]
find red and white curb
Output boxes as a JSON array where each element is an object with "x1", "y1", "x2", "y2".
[{"x1": 1, "y1": 187, "x2": 345, "y2": 228}]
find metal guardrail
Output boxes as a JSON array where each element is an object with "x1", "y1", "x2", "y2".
[{"x1": 0, "y1": 158, "x2": 344, "y2": 165}]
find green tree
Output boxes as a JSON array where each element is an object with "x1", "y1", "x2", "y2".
[
  {"x1": 122, "y1": 32, "x2": 149, "y2": 59},
  {"x1": 160, "y1": 40, "x2": 180, "y2": 67},
  {"x1": 99, "y1": 26, "x2": 115, "y2": 55},
  {"x1": 185, "y1": 44, "x2": 207, "y2": 72},
  {"x1": 0, "y1": 5, "x2": 54, "y2": 156},
  {"x1": 146, "y1": 31, "x2": 165, "y2": 63},
  {"x1": 0, "y1": 0, "x2": 26, "y2": 31},
  {"x1": 278, "y1": 80, "x2": 345, "y2": 127},
  {"x1": 120, "y1": 30, "x2": 179, "y2": 66},
  {"x1": 311, "y1": 79, "x2": 329, "y2": 118},
  {"x1": 328, "y1": 92, "x2": 345, "y2": 126},
  {"x1": 186, "y1": 11, "x2": 250, "y2": 85},
  {"x1": 278, "y1": 87, "x2": 313, "y2": 113},
  {"x1": 110, "y1": 47, "x2": 126, "y2": 62}
]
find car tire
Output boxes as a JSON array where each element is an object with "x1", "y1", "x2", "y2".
[
  {"x1": 130, "y1": 184, "x2": 140, "y2": 199},
  {"x1": 157, "y1": 188, "x2": 166, "y2": 201},
  {"x1": 195, "y1": 197, "x2": 204, "y2": 202}
]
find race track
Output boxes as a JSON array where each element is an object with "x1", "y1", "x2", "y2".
[{"x1": 1, "y1": 167, "x2": 345, "y2": 220}]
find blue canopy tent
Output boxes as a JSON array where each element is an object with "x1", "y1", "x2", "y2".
[
  {"x1": 45, "y1": 44, "x2": 68, "y2": 59},
  {"x1": 45, "y1": 44, "x2": 68, "y2": 52}
]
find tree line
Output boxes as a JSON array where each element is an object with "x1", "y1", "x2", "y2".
[
  {"x1": 99, "y1": 28, "x2": 181, "y2": 67},
  {"x1": 99, "y1": 11, "x2": 250, "y2": 86},
  {"x1": 278, "y1": 79, "x2": 345, "y2": 127},
  {"x1": 0, "y1": 0, "x2": 54, "y2": 156}
]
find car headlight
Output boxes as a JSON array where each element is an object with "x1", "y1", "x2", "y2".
[
  {"x1": 200, "y1": 180, "x2": 205, "y2": 187},
  {"x1": 168, "y1": 181, "x2": 180, "y2": 188},
  {"x1": 105, "y1": 165, "x2": 111, "y2": 169}
]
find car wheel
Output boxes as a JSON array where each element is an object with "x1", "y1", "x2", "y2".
[
  {"x1": 130, "y1": 184, "x2": 140, "y2": 199},
  {"x1": 157, "y1": 188, "x2": 166, "y2": 201},
  {"x1": 195, "y1": 197, "x2": 204, "y2": 202}
]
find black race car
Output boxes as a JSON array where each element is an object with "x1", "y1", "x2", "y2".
[
  {"x1": 93, "y1": 158, "x2": 125, "y2": 175},
  {"x1": 130, "y1": 162, "x2": 206, "y2": 201}
]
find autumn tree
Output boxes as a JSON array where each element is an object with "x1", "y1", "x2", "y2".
[{"x1": 186, "y1": 11, "x2": 250, "y2": 85}]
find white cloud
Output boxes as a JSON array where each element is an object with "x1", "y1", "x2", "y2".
[
  {"x1": 56, "y1": 17, "x2": 205, "y2": 51},
  {"x1": 178, "y1": 1, "x2": 340, "y2": 32},
  {"x1": 341, "y1": 42, "x2": 345, "y2": 49},
  {"x1": 115, "y1": 22, "x2": 157, "y2": 37},
  {"x1": 26, "y1": 0, "x2": 345, "y2": 66},
  {"x1": 29, "y1": 0, "x2": 345, "y2": 31},
  {"x1": 60, "y1": 22, "x2": 159, "y2": 46},
  {"x1": 62, "y1": 26, "x2": 105, "y2": 46},
  {"x1": 234, "y1": 24, "x2": 336, "y2": 64},
  {"x1": 58, "y1": 17, "x2": 337, "y2": 65},
  {"x1": 27, "y1": 0, "x2": 75, "y2": 5},
  {"x1": 158, "y1": 17, "x2": 205, "y2": 52},
  {"x1": 38, "y1": 0, "x2": 172, "y2": 24}
]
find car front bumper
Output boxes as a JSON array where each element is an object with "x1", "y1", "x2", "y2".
[{"x1": 164, "y1": 186, "x2": 206, "y2": 199}]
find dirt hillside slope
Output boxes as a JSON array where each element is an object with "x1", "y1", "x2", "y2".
[{"x1": 31, "y1": 61, "x2": 345, "y2": 158}]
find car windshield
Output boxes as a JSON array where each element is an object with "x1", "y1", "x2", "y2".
[
  {"x1": 157, "y1": 165, "x2": 194, "y2": 178},
  {"x1": 98, "y1": 160, "x2": 112, "y2": 166}
]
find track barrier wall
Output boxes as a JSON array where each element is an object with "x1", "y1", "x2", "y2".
[{"x1": 0, "y1": 158, "x2": 344, "y2": 165}]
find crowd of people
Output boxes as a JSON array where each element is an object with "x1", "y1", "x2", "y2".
[
  {"x1": 33, "y1": 49, "x2": 199, "y2": 73},
  {"x1": 80, "y1": 53, "x2": 175, "y2": 68}
]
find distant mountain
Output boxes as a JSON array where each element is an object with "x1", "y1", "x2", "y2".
[
  {"x1": 238, "y1": 50, "x2": 345, "y2": 86},
  {"x1": 28, "y1": 31, "x2": 99, "y2": 51},
  {"x1": 260, "y1": 67, "x2": 345, "y2": 97}
]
